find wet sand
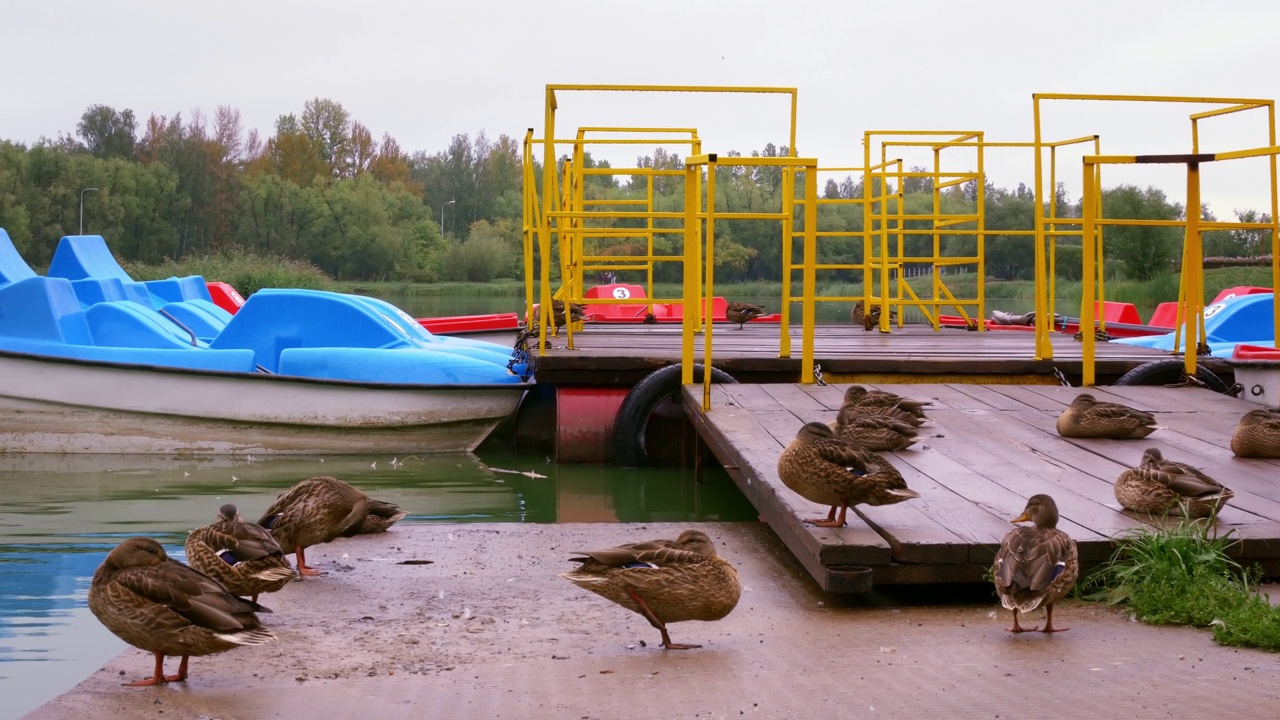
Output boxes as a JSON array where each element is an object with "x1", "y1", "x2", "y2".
[{"x1": 30, "y1": 522, "x2": 1280, "y2": 719}]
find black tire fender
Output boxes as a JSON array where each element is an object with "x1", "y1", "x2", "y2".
[
  {"x1": 1114, "y1": 358, "x2": 1231, "y2": 394},
  {"x1": 612, "y1": 363, "x2": 737, "y2": 467}
]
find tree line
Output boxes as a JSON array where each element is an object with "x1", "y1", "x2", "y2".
[{"x1": 0, "y1": 100, "x2": 1271, "y2": 284}]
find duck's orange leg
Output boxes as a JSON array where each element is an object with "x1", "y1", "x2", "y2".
[
  {"x1": 124, "y1": 652, "x2": 188, "y2": 686},
  {"x1": 1007, "y1": 608, "x2": 1038, "y2": 633},
  {"x1": 626, "y1": 589, "x2": 701, "y2": 650},
  {"x1": 808, "y1": 505, "x2": 847, "y2": 527},
  {"x1": 295, "y1": 546, "x2": 326, "y2": 576},
  {"x1": 1040, "y1": 604, "x2": 1068, "y2": 633}
]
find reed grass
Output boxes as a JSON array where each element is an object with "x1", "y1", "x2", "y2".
[{"x1": 1082, "y1": 519, "x2": 1280, "y2": 650}]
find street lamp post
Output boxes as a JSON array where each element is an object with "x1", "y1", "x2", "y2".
[
  {"x1": 441, "y1": 199, "x2": 456, "y2": 236},
  {"x1": 79, "y1": 187, "x2": 100, "y2": 234}
]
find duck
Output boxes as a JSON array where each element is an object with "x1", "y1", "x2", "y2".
[
  {"x1": 828, "y1": 415, "x2": 919, "y2": 451},
  {"x1": 776, "y1": 421, "x2": 920, "y2": 527},
  {"x1": 357, "y1": 499, "x2": 410, "y2": 534},
  {"x1": 1114, "y1": 448, "x2": 1235, "y2": 518},
  {"x1": 258, "y1": 476, "x2": 404, "y2": 576},
  {"x1": 850, "y1": 304, "x2": 897, "y2": 331},
  {"x1": 1230, "y1": 408, "x2": 1280, "y2": 458},
  {"x1": 725, "y1": 301, "x2": 766, "y2": 329},
  {"x1": 1056, "y1": 392, "x2": 1160, "y2": 439},
  {"x1": 838, "y1": 385, "x2": 932, "y2": 423},
  {"x1": 993, "y1": 494, "x2": 1078, "y2": 633},
  {"x1": 560, "y1": 529, "x2": 739, "y2": 650},
  {"x1": 185, "y1": 504, "x2": 296, "y2": 602},
  {"x1": 551, "y1": 299, "x2": 586, "y2": 329},
  {"x1": 842, "y1": 403, "x2": 929, "y2": 427},
  {"x1": 88, "y1": 537, "x2": 275, "y2": 686}
]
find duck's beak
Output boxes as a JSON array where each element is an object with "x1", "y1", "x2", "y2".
[{"x1": 1010, "y1": 511, "x2": 1030, "y2": 524}]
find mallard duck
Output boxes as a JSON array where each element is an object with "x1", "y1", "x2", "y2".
[
  {"x1": 356, "y1": 499, "x2": 409, "y2": 534},
  {"x1": 843, "y1": 403, "x2": 928, "y2": 427},
  {"x1": 1230, "y1": 408, "x2": 1280, "y2": 458},
  {"x1": 828, "y1": 415, "x2": 919, "y2": 451},
  {"x1": 993, "y1": 494, "x2": 1078, "y2": 633},
  {"x1": 560, "y1": 529, "x2": 739, "y2": 650},
  {"x1": 257, "y1": 476, "x2": 371, "y2": 576},
  {"x1": 551, "y1": 299, "x2": 586, "y2": 328},
  {"x1": 1114, "y1": 448, "x2": 1235, "y2": 518},
  {"x1": 776, "y1": 422, "x2": 920, "y2": 527},
  {"x1": 88, "y1": 537, "x2": 275, "y2": 686},
  {"x1": 1056, "y1": 392, "x2": 1159, "y2": 439},
  {"x1": 851, "y1": 304, "x2": 897, "y2": 331},
  {"x1": 185, "y1": 504, "x2": 296, "y2": 602},
  {"x1": 838, "y1": 385, "x2": 932, "y2": 423},
  {"x1": 725, "y1": 301, "x2": 766, "y2": 329}
]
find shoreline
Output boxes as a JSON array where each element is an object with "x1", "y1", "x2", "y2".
[{"x1": 30, "y1": 522, "x2": 1280, "y2": 719}]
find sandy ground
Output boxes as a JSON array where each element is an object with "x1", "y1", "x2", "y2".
[{"x1": 29, "y1": 522, "x2": 1280, "y2": 719}]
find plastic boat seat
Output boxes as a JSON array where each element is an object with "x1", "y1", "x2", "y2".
[
  {"x1": 0, "y1": 276, "x2": 95, "y2": 345},
  {"x1": 0, "y1": 228, "x2": 38, "y2": 288}
]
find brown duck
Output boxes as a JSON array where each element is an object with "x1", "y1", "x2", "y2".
[
  {"x1": 1114, "y1": 448, "x2": 1235, "y2": 518},
  {"x1": 725, "y1": 301, "x2": 766, "y2": 329},
  {"x1": 561, "y1": 529, "x2": 740, "y2": 650},
  {"x1": 258, "y1": 476, "x2": 405, "y2": 576},
  {"x1": 1230, "y1": 408, "x2": 1280, "y2": 458},
  {"x1": 850, "y1": 303, "x2": 897, "y2": 331},
  {"x1": 1055, "y1": 392, "x2": 1160, "y2": 439},
  {"x1": 88, "y1": 537, "x2": 275, "y2": 686},
  {"x1": 993, "y1": 494, "x2": 1078, "y2": 633},
  {"x1": 829, "y1": 415, "x2": 919, "y2": 451},
  {"x1": 185, "y1": 504, "x2": 296, "y2": 602},
  {"x1": 838, "y1": 385, "x2": 932, "y2": 423},
  {"x1": 776, "y1": 422, "x2": 920, "y2": 527}
]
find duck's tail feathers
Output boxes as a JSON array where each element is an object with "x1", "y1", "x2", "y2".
[
  {"x1": 219, "y1": 628, "x2": 277, "y2": 646},
  {"x1": 253, "y1": 567, "x2": 299, "y2": 583}
]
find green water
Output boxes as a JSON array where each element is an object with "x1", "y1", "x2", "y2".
[{"x1": 0, "y1": 451, "x2": 754, "y2": 719}]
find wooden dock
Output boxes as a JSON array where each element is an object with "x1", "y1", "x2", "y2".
[
  {"x1": 683, "y1": 381, "x2": 1280, "y2": 592},
  {"x1": 529, "y1": 324, "x2": 1229, "y2": 385}
]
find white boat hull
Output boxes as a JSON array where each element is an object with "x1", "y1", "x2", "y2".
[{"x1": 0, "y1": 352, "x2": 529, "y2": 454}]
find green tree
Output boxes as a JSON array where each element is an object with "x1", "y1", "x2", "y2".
[
  {"x1": 1102, "y1": 185, "x2": 1181, "y2": 280},
  {"x1": 77, "y1": 104, "x2": 137, "y2": 160}
]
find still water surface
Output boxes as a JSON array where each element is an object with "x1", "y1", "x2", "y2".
[{"x1": 0, "y1": 451, "x2": 755, "y2": 719}]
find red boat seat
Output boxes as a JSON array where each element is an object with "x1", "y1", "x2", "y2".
[
  {"x1": 1096, "y1": 301, "x2": 1141, "y2": 325},
  {"x1": 1147, "y1": 302, "x2": 1181, "y2": 329}
]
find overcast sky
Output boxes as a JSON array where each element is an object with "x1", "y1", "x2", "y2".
[{"x1": 5, "y1": 0, "x2": 1280, "y2": 215}]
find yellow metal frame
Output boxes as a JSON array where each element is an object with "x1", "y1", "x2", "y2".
[
  {"x1": 1078, "y1": 144, "x2": 1280, "y2": 385},
  {"x1": 682, "y1": 153, "x2": 820, "y2": 408},
  {"x1": 1033, "y1": 94, "x2": 1280, "y2": 367},
  {"x1": 529, "y1": 85, "x2": 800, "y2": 356}
]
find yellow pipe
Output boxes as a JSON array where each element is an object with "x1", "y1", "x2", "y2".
[
  {"x1": 801, "y1": 163, "x2": 818, "y2": 382},
  {"x1": 703, "y1": 157, "x2": 717, "y2": 410},
  {"x1": 1185, "y1": 161, "x2": 1202, "y2": 375},
  {"x1": 1080, "y1": 160, "x2": 1098, "y2": 386}
]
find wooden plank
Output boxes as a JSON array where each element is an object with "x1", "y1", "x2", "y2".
[
  {"x1": 685, "y1": 381, "x2": 1280, "y2": 589},
  {"x1": 687, "y1": 386, "x2": 892, "y2": 570},
  {"x1": 924, "y1": 407, "x2": 1142, "y2": 550}
]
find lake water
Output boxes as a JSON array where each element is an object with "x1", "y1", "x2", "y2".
[{"x1": 0, "y1": 451, "x2": 754, "y2": 719}]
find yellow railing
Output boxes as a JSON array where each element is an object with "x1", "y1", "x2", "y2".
[
  {"x1": 527, "y1": 85, "x2": 800, "y2": 355},
  {"x1": 682, "y1": 153, "x2": 820, "y2": 407},
  {"x1": 1033, "y1": 93, "x2": 1280, "y2": 364},
  {"x1": 1078, "y1": 144, "x2": 1280, "y2": 385}
]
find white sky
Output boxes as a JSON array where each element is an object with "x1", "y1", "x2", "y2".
[{"x1": 5, "y1": 0, "x2": 1280, "y2": 216}]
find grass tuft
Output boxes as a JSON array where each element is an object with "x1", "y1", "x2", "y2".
[{"x1": 1082, "y1": 518, "x2": 1280, "y2": 649}]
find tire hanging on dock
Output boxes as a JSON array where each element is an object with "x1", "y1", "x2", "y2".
[
  {"x1": 1114, "y1": 358, "x2": 1231, "y2": 394},
  {"x1": 612, "y1": 363, "x2": 737, "y2": 467}
]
